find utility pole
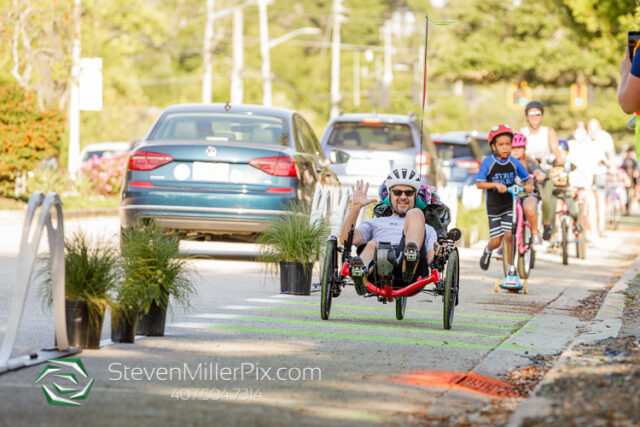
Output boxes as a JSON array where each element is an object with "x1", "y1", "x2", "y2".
[
  {"x1": 202, "y1": 0, "x2": 215, "y2": 103},
  {"x1": 68, "y1": 0, "x2": 81, "y2": 176},
  {"x1": 353, "y1": 50, "x2": 360, "y2": 108},
  {"x1": 381, "y1": 20, "x2": 392, "y2": 109},
  {"x1": 330, "y1": 0, "x2": 344, "y2": 118},
  {"x1": 258, "y1": 0, "x2": 272, "y2": 106},
  {"x1": 231, "y1": 8, "x2": 244, "y2": 103}
]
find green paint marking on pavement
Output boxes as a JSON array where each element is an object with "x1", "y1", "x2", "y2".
[
  {"x1": 235, "y1": 315, "x2": 507, "y2": 339},
  {"x1": 247, "y1": 306, "x2": 525, "y2": 331},
  {"x1": 270, "y1": 299, "x2": 532, "y2": 322},
  {"x1": 208, "y1": 325, "x2": 527, "y2": 350}
]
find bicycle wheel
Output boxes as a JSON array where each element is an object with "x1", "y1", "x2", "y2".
[
  {"x1": 395, "y1": 297, "x2": 407, "y2": 320},
  {"x1": 443, "y1": 248, "x2": 459, "y2": 330},
  {"x1": 320, "y1": 237, "x2": 338, "y2": 320},
  {"x1": 518, "y1": 226, "x2": 532, "y2": 279},
  {"x1": 561, "y1": 217, "x2": 569, "y2": 265}
]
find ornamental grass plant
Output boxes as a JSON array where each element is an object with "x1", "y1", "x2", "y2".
[
  {"x1": 256, "y1": 201, "x2": 329, "y2": 274},
  {"x1": 119, "y1": 222, "x2": 195, "y2": 319},
  {"x1": 40, "y1": 230, "x2": 120, "y2": 329}
]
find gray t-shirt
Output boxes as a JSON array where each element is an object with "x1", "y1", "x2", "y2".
[{"x1": 356, "y1": 215, "x2": 438, "y2": 250}]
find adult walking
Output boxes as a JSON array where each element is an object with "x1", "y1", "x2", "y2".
[
  {"x1": 520, "y1": 101, "x2": 564, "y2": 241},
  {"x1": 586, "y1": 118, "x2": 616, "y2": 236}
]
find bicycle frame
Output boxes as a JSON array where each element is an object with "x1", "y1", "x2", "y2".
[{"x1": 339, "y1": 262, "x2": 441, "y2": 302}]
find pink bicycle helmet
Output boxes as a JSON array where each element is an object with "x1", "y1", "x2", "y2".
[{"x1": 512, "y1": 132, "x2": 527, "y2": 148}]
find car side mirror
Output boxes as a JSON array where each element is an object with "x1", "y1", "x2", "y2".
[
  {"x1": 329, "y1": 150, "x2": 349, "y2": 164},
  {"x1": 447, "y1": 228, "x2": 462, "y2": 242}
]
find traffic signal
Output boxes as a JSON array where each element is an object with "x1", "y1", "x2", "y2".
[
  {"x1": 570, "y1": 83, "x2": 588, "y2": 110},
  {"x1": 507, "y1": 81, "x2": 531, "y2": 109}
]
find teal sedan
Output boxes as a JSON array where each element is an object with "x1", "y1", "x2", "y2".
[{"x1": 120, "y1": 103, "x2": 340, "y2": 241}]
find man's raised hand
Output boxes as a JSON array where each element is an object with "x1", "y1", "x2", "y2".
[{"x1": 352, "y1": 180, "x2": 377, "y2": 209}]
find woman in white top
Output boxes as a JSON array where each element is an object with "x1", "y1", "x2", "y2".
[{"x1": 519, "y1": 101, "x2": 564, "y2": 241}]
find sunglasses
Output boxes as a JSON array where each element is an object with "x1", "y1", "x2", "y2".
[
  {"x1": 527, "y1": 110, "x2": 543, "y2": 116},
  {"x1": 490, "y1": 124, "x2": 511, "y2": 131},
  {"x1": 391, "y1": 189, "x2": 416, "y2": 197}
]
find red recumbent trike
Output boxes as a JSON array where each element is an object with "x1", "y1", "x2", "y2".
[{"x1": 319, "y1": 204, "x2": 462, "y2": 330}]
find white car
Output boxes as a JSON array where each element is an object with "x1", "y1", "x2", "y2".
[{"x1": 80, "y1": 142, "x2": 130, "y2": 163}]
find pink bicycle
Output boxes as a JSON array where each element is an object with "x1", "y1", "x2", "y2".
[{"x1": 501, "y1": 186, "x2": 535, "y2": 281}]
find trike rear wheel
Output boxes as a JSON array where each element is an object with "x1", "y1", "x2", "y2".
[
  {"x1": 443, "y1": 248, "x2": 459, "y2": 330},
  {"x1": 320, "y1": 237, "x2": 338, "y2": 320}
]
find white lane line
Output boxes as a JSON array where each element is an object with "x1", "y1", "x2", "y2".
[
  {"x1": 220, "y1": 305, "x2": 258, "y2": 310},
  {"x1": 271, "y1": 294, "x2": 299, "y2": 299},
  {"x1": 166, "y1": 322, "x2": 219, "y2": 329},
  {"x1": 190, "y1": 313, "x2": 242, "y2": 320},
  {"x1": 246, "y1": 298, "x2": 289, "y2": 304}
]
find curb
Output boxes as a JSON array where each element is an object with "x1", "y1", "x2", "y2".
[
  {"x1": 0, "y1": 207, "x2": 118, "y2": 222},
  {"x1": 506, "y1": 251, "x2": 640, "y2": 426}
]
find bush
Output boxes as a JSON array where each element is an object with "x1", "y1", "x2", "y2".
[
  {"x1": 79, "y1": 152, "x2": 129, "y2": 195},
  {"x1": 0, "y1": 82, "x2": 65, "y2": 196}
]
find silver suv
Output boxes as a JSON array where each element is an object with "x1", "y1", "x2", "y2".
[{"x1": 319, "y1": 113, "x2": 439, "y2": 194}]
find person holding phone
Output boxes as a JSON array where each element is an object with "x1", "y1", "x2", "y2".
[{"x1": 618, "y1": 34, "x2": 640, "y2": 114}]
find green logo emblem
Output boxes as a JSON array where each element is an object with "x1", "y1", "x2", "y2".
[{"x1": 34, "y1": 358, "x2": 94, "y2": 406}]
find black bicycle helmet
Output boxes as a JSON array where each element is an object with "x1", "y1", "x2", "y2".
[{"x1": 525, "y1": 100, "x2": 544, "y2": 114}]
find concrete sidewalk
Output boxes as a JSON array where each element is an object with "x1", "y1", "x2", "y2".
[{"x1": 507, "y1": 245, "x2": 640, "y2": 425}]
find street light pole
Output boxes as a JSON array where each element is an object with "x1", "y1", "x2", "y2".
[
  {"x1": 330, "y1": 0, "x2": 343, "y2": 118},
  {"x1": 231, "y1": 8, "x2": 244, "y2": 104},
  {"x1": 258, "y1": 0, "x2": 272, "y2": 106},
  {"x1": 202, "y1": 0, "x2": 215, "y2": 103},
  {"x1": 68, "y1": 0, "x2": 81, "y2": 176}
]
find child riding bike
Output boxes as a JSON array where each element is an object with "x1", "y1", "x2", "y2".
[
  {"x1": 476, "y1": 124, "x2": 532, "y2": 270},
  {"x1": 510, "y1": 132, "x2": 544, "y2": 248},
  {"x1": 339, "y1": 168, "x2": 438, "y2": 295}
]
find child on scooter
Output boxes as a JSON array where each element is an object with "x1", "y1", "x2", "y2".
[{"x1": 476, "y1": 124, "x2": 532, "y2": 270}]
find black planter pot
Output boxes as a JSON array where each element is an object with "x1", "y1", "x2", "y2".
[
  {"x1": 64, "y1": 299, "x2": 104, "y2": 349},
  {"x1": 137, "y1": 301, "x2": 168, "y2": 337},
  {"x1": 279, "y1": 262, "x2": 313, "y2": 295},
  {"x1": 111, "y1": 310, "x2": 138, "y2": 343}
]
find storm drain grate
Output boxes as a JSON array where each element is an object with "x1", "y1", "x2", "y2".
[{"x1": 389, "y1": 370, "x2": 522, "y2": 398}]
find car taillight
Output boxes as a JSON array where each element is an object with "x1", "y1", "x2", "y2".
[
  {"x1": 362, "y1": 118, "x2": 382, "y2": 124},
  {"x1": 415, "y1": 152, "x2": 430, "y2": 175},
  {"x1": 128, "y1": 150, "x2": 174, "y2": 171},
  {"x1": 249, "y1": 156, "x2": 298, "y2": 177},
  {"x1": 455, "y1": 159, "x2": 480, "y2": 173}
]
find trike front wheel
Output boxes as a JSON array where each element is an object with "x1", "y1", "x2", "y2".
[
  {"x1": 443, "y1": 248, "x2": 459, "y2": 330},
  {"x1": 320, "y1": 237, "x2": 338, "y2": 320}
]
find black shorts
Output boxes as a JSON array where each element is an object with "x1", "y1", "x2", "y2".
[{"x1": 487, "y1": 210, "x2": 514, "y2": 238}]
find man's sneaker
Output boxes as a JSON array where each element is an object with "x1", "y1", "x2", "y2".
[
  {"x1": 402, "y1": 242, "x2": 419, "y2": 283},
  {"x1": 480, "y1": 247, "x2": 492, "y2": 270},
  {"x1": 349, "y1": 256, "x2": 366, "y2": 296},
  {"x1": 542, "y1": 225, "x2": 552, "y2": 241},
  {"x1": 531, "y1": 233, "x2": 543, "y2": 249}
]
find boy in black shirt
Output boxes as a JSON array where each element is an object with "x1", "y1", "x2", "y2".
[{"x1": 476, "y1": 124, "x2": 532, "y2": 270}]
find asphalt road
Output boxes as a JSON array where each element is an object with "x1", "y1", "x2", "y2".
[{"x1": 0, "y1": 211, "x2": 638, "y2": 426}]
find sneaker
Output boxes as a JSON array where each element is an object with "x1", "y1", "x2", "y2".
[
  {"x1": 480, "y1": 247, "x2": 492, "y2": 270},
  {"x1": 349, "y1": 256, "x2": 366, "y2": 296},
  {"x1": 542, "y1": 225, "x2": 552, "y2": 241},
  {"x1": 402, "y1": 242, "x2": 419, "y2": 283},
  {"x1": 531, "y1": 233, "x2": 542, "y2": 249}
]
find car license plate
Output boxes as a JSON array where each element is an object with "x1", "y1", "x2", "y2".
[
  {"x1": 192, "y1": 162, "x2": 229, "y2": 181},
  {"x1": 346, "y1": 159, "x2": 389, "y2": 175}
]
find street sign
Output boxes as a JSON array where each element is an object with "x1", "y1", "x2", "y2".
[
  {"x1": 570, "y1": 83, "x2": 588, "y2": 110},
  {"x1": 79, "y1": 58, "x2": 102, "y2": 111}
]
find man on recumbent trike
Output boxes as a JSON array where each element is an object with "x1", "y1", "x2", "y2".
[{"x1": 339, "y1": 168, "x2": 441, "y2": 295}]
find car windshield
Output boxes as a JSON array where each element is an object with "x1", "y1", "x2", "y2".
[
  {"x1": 326, "y1": 123, "x2": 413, "y2": 151},
  {"x1": 434, "y1": 143, "x2": 474, "y2": 161},
  {"x1": 148, "y1": 113, "x2": 287, "y2": 146}
]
